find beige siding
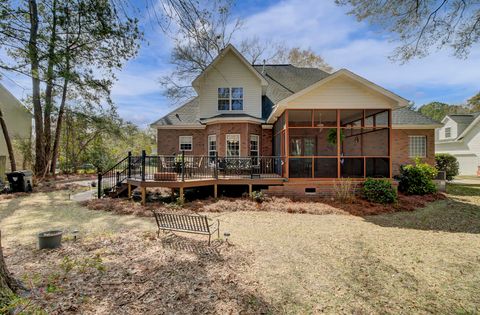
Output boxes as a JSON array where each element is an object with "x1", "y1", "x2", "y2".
[
  {"x1": 0, "y1": 84, "x2": 32, "y2": 172},
  {"x1": 196, "y1": 50, "x2": 262, "y2": 118},
  {"x1": 284, "y1": 76, "x2": 397, "y2": 109}
]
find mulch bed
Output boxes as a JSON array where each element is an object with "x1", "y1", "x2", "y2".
[
  {"x1": 82, "y1": 193, "x2": 447, "y2": 218},
  {"x1": 5, "y1": 232, "x2": 270, "y2": 314}
]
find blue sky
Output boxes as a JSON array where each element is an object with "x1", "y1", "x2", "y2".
[{"x1": 1, "y1": 0, "x2": 479, "y2": 128}]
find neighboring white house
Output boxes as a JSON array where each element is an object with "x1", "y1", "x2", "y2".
[
  {"x1": 0, "y1": 83, "x2": 33, "y2": 175},
  {"x1": 435, "y1": 113, "x2": 480, "y2": 176}
]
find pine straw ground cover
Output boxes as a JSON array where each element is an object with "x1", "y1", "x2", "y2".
[
  {"x1": 83, "y1": 192, "x2": 446, "y2": 218},
  {"x1": 5, "y1": 233, "x2": 269, "y2": 314}
]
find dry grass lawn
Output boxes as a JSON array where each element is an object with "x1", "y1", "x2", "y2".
[{"x1": 1, "y1": 185, "x2": 479, "y2": 314}]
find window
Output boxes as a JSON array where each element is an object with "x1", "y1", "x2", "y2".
[
  {"x1": 226, "y1": 134, "x2": 240, "y2": 157},
  {"x1": 218, "y1": 87, "x2": 243, "y2": 111},
  {"x1": 445, "y1": 127, "x2": 451, "y2": 138},
  {"x1": 179, "y1": 136, "x2": 192, "y2": 151},
  {"x1": 250, "y1": 135, "x2": 259, "y2": 165},
  {"x1": 409, "y1": 136, "x2": 427, "y2": 158},
  {"x1": 208, "y1": 135, "x2": 217, "y2": 165}
]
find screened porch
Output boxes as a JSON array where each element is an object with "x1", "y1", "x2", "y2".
[{"x1": 273, "y1": 109, "x2": 392, "y2": 179}]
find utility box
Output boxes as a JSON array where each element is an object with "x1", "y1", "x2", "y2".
[{"x1": 6, "y1": 170, "x2": 33, "y2": 192}]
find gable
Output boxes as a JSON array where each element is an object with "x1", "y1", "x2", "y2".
[
  {"x1": 196, "y1": 48, "x2": 264, "y2": 119},
  {"x1": 285, "y1": 75, "x2": 398, "y2": 109}
]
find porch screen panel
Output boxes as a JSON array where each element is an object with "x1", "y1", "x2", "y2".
[
  {"x1": 341, "y1": 158, "x2": 364, "y2": 178},
  {"x1": 288, "y1": 110, "x2": 312, "y2": 127},
  {"x1": 289, "y1": 158, "x2": 312, "y2": 178},
  {"x1": 314, "y1": 158, "x2": 338, "y2": 178},
  {"x1": 366, "y1": 158, "x2": 389, "y2": 178}
]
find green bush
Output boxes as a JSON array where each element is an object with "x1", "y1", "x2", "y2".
[
  {"x1": 362, "y1": 178, "x2": 397, "y2": 204},
  {"x1": 435, "y1": 153, "x2": 459, "y2": 180},
  {"x1": 398, "y1": 158, "x2": 438, "y2": 195},
  {"x1": 250, "y1": 190, "x2": 266, "y2": 203}
]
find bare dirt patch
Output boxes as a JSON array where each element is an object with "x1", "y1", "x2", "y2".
[{"x1": 5, "y1": 232, "x2": 269, "y2": 314}]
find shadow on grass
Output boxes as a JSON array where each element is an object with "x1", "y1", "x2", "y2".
[
  {"x1": 447, "y1": 183, "x2": 480, "y2": 197},
  {"x1": 365, "y1": 198, "x2": 480, "y2": 234}
]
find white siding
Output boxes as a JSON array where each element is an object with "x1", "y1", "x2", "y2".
[
  {"x1": 196, "y1": 50, "x2": 262, "y2": 118},
  {"x1": 437, "y1": 117, "x2": 458, "y2": 140},
  {"x1": 455, "y1": 155, "x2": 479, "y2": 175},
  {"x1": 284, "y1": 76, "x2": 396, "y2": 109}
]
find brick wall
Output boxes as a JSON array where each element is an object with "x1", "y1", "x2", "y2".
[
  {"x1": 391, "y1": 129, "x2": 435, "y2": 176},
  {"x1": 156, "y1": 122, "x2": 271, "y2": 156}
]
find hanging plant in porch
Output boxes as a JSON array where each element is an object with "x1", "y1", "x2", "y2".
[{"x1": 327, "y1": 128, "x2": 344, "y2": 147}]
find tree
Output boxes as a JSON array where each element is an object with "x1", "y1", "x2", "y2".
[
  {"x1": 271, "y1": 47, "x2": 333, "y2": 72},
  {"x1": 0, "y1": 231, "x2": 22, "y2": 308},
  {"x1": 335, "y1": 0, "x2": 480, "y2": 61},
  {"x1": 0, "y1": 0, "x2": 141, "y2": 177},
  {"x1": 467, "y1": 92, "x2": 480, "y2": 112},
  {"x1": 157, "y1": 0, "x2": 331, "y2": 103},
  {"x1": 0, "y1": 108, "x2": 16, "y2": 171},
  {"x1": 418, "y1": 101, "x2": 469, "y2": 121}
]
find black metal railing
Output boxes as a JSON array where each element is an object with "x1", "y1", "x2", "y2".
[{"x1": 98, "y1": 150, "x2": 285, "y2": 198}]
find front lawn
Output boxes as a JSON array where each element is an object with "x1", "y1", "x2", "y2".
[{"x1": 1, "y1": 185, "x2": 479, "y2": 314}]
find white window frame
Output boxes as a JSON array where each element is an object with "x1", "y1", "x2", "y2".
[
  {"x1": 208, "y1": 135, "x2": 217, "y2": 165},
  {"x1": 409, "y1": 135, "x2": 427, "y2": 158},
  {"x1": 250, "y1": 134, "x2": 259, "y2": 165},
  {"x1": 444, "y1": 127, "x2": 451, "y2": 138},
  {"x1": 179, "y1": 136, "x2": 193, "y2": 151},
  {"x1": 226, "y1": 134, "x2": 240, "y2": 157},
  {"x1": 218, "y1": 87, "x2": 243, "y2": 111}
]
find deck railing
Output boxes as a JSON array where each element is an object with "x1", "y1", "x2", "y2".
[{"x1": 98, "y1": 151, "x2": 285, "y2": 198}]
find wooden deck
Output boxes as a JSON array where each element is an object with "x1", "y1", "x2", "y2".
[{"x1": 126, "y1": 175, "x2": 285, "y2": 205}]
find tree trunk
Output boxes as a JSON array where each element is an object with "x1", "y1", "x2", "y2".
[
  {"x1": 43, "y1": 0, "x2": 58, "y2": 175},
  {"x1": 28, "y1": 0, "x2": 45, "y2": 176},
  {"x1": 0, "y1": 108, "x2": 16, "y2": 172},
  {"x1": 50, "y1": 77, "x2": 68, "y2": 176},
  {"x1": 0, "y1": 231, "x2": 21, "y2": 306}
]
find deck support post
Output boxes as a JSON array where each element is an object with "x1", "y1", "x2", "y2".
[
  {"x1": 214, "y1": 184, "x2": 218, "y2": 198},
  {"x1": 179, "y1": 187, "x2": 184, "y2": 201},
  {"x1": 128, "y1": 184, "x2": 132, "y2": 199},
  {"x1": 141, "y1": 186, "x2": 146, "y2": 206},
  {"x1": 248, "y1": 184, "x2": 252, "y2": 195}
]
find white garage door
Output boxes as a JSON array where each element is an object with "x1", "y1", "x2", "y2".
[{"x1": 455, "y1": 154, "x2": 479, "y2": 175}]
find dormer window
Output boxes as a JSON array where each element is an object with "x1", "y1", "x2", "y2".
[
  {"x1": 218, "y1": 87, "x2": 243, "y2": 111},
  {"x1": 445, "y1": 127, "x2": 451, "y2": 138}
]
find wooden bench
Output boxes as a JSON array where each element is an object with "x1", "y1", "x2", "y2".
[{"x1": 152, "y1": 211, "x2": 220, "y2": 245}]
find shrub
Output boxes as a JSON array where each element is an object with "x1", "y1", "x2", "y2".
[
  {"x1": 362, "y1": 178, "x2": 397, "y2": 204},
  {"x1": 435, "y1": 153, "x2": 459, "y2": 180},
  {"x1": 333, "y1": 178, "x2": 357, "y2": 203},
  {"x1": 250, "y1": 191, "x2": 266, "y2": 203},
  {"x1": 398, "y1": 158, "x2": 438, "y2": 195}
]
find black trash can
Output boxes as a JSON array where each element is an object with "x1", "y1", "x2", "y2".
[{"x1": 6, "y1": 170, "x2": 33, "y2": 192}]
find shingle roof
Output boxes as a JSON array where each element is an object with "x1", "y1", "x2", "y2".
[
  {"x1": 151, "y1": 65, "x2": 437, "y2": 127},
  {"x1": 253, "y1": 65, "x2": 330, "y2": 119},
  {"x1": 151, "y1": 98, "x2": 200, "y2": 126},
  {"x1": 448, "y1": 113, "x2": 480, "y2": 125},
  {"x1": 392, "y1": 107, "x2": 441, "y2": 126}
]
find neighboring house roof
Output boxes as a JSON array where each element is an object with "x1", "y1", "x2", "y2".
[
  {"x1": 0, "y1": 83, "x2": 33, "y2": 117},
  {"x1": 437, "y1": 112, "x2": 480, "y2": 143}
]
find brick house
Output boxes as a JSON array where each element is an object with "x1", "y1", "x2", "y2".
[{"x1": 110, "y1": 44, "x2": 441, "y2": 200}]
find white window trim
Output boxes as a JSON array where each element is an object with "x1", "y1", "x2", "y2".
[
  {"x1": 409, "y1": 135, "x2": 427, "y2": 158},
  {"x1": 218, "y1": 87, "x2": 244, "y2": 112},
  {"x1": 250, "y1": 134, "x2": 260, "y2": 165},
  {"x1": 226, "y1": 134, "x2": 241, "y2": 157},
  {"x1": 444, "y1": 127, "x2": 451, "y2": 138},
  {"x1": 179, "y1": 136, "x2": 193, "y2": 151},
  {"x1": 208, "y1": 135, "x2": 217, "y2": 165}
]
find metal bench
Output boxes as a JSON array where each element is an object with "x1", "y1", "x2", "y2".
[{"x1": 152, "y1": 211, "x2": 220, "y2": 245}]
